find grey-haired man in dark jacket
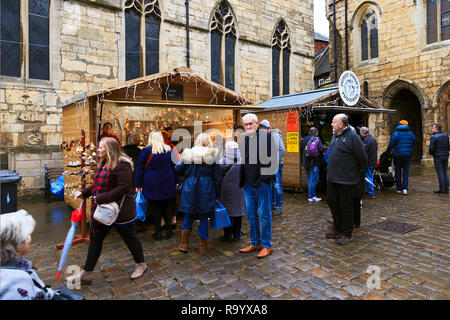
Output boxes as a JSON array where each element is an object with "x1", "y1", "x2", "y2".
[
  {"x1": 429, "y1": 123, "x2": 449, "y2": 194},
  {"x1": 326, "y1": 114, "x2": 368, "y2": 245}
]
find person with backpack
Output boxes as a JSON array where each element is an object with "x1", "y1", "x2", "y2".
[{"x1": 301, "y1": 127, "x2": 326, "y2": 202}]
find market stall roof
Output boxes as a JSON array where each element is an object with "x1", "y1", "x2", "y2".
[
  {"x1": 58, "y1": 67, "x2": 264, "y2": 110},
  {"x1": 254, "y1": 86, "x2": 396, "y2": 113}
]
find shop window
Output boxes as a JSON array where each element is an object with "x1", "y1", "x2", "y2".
[
  {"x1": 0, "y1": 0, "x2": 49, "y2": 80},
  {"x1": 360, "y1": 9, "x2": 378, "y2": 61},
  {"x1": 124, "y1": 0, "x2": 161, "y2": 81},
  {"x1": 272, "y1": 19, "x2": 290, "y2": 97},
  {"x1": 210, "y1": 0, "x2": 236, "y2": 90},
  {"x1": 426, "y1": 0, "x2": 450, "y2": 44}
]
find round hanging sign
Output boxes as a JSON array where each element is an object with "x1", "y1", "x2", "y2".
[{"x1": 338, "y1": 70, "x2": 360, "y2": 106}]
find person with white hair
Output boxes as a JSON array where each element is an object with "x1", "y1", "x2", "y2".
[
  {"x1": 239, "y1": 113, "x2": 278, "y2": 258},
  {"x1": 218, "y1": 141, "x2": 245, "y2": 242},
  {"x1": 0, "y1": 210, "x2": 56, "y2": 300},
  {"x1": 175, "y1": 133, "x2": 222, "y2": 253},
  {"x1": 135, "y1": 131, "x2": 178, "y2": 240}
]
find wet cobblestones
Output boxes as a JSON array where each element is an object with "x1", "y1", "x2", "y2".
[{"x1": 23, "y1": 171, "x2": 449, "y2": 300}]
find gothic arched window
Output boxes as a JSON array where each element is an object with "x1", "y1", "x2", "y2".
[
  {"x1": 0, "y1": 0, "x2": 50, "y2": 80},
  {"x1": 360, "y1": 8, "x2": 378, "y2": 61},
  {"x1": 272, "y1": 19, "x2": 290, "y2": 97},
  {"x1": 426, "y1": 0, "x2": 450, "y2": 44},
  {"x1": 124, "y1": 0, "x2": 161, "y2": 80},
  {"x1": 210, "y1": 0, "x2": 236, "y2": 90}
]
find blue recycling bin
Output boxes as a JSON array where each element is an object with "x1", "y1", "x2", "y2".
[{"x1": 0, "y1": 170, "x2": 22, "y2": 214}]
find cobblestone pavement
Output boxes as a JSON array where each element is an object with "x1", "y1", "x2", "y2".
[{"x1": 21, "y1": 169, "x2": 449, "y2": 300}]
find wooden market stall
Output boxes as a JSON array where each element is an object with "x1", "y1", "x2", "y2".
[
  {"x1": 250, "y1": 86, "x2": 397, "y2": 191},
  {"x1": 57, "y1": 67, "x2": 263, "y2": 211}
]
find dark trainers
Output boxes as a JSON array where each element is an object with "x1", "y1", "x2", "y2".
[
  {"x1": 325, "y1": 227, "x2": 342, "y2": 239},
  {"x1": 337, "y1": 235, "x2": 353, "y2": 245}
]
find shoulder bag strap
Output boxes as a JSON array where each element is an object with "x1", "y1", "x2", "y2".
[{"x1": 144, "y1": 152, "x2": 154, "y2": 171}]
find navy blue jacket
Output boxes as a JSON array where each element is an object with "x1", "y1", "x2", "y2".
[
  {"x1": 135, "y1": 146, "x2": 177, "y2": 201},
  {"x1": 429, "y1": 131, "x2": 449, "y2": 157},
  {"x1": 300, "y1": 134, "x2": 325, "y2": 168},
  {"x1": 175, "y1": 146, "x2": 222, "y2": 214},
  {"x1": 386, "y1": 125, "x2": 416, "y2": 158},
  {"x1": 362, "y1": 134, "x2": 378, "y2": 167}
]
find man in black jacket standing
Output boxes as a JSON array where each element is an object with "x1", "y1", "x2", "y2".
[
  {"x1": 239, "y1": 113, "x2": 278, "y2": 258},
  {"x1": 360, "y1": 127, "x2": 378, "y2": 199},
  {"x1": 326, "y1": 114, "x2": 368, "y2": 245},
  {"x1": 429, "y1": 123, "x2": 449, "y2": 194}
]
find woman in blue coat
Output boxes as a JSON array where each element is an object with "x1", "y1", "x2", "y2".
[
  {"x1": 175, "y1": 133, "x2": 221, "y2": 253},
  {"x1": 135, "y1": 131, "x2": 177, "y2": 240}
]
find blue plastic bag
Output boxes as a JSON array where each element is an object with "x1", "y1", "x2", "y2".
[
  {"x1": 134, "y1": 191, "x2": 147, "y2": 221},
  {"x1": 210, "y1": 201, "x2": 231, "y2": 230},
  {"x1": 50, "y1": 175, "x2": 64, "y2": 200}
]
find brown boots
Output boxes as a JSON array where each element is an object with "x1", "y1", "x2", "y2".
[
  {"x1": 198, "y1": 237, "x2": 213, "y2": 254},
  {"x1": 178, "y1": 230, "x2": 212, "y2": 254},
  {"x1": 179, "y1": 229, "x2": 191, "y2": 252}
]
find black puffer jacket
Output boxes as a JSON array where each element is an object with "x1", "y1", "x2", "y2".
[
  {"x1": 327, "y1": 127, "x2": 368, "y2": 185},
  {"x1": 429, "y1": 131, "x2": 449, "y2": 157}
]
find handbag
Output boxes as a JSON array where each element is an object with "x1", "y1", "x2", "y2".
[
  {"x1": 210, "y1": 201, "x2": 232, "y2": 230},
  {"x1": 93, "y1": 195, "x2": 126, "y2": 226},
  {"x1": 176, "y1": 176, "x2": 185, "y2": 193}
]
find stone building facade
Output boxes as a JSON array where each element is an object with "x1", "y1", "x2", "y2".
[
  {"x1": 0, "y1": 0, "x2": 314, "y2": 196},
  {"x1": 327, "y1": 0, "x2": 449, "y2": 164}
]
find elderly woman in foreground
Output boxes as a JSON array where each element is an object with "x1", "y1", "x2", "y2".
[{"x1": 0, "y1": 210, "x2": 56, "y2": 300}]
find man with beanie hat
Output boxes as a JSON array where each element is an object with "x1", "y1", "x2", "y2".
[{"x1": 386, "y1": 120, "x2": 416, "y2": 195}]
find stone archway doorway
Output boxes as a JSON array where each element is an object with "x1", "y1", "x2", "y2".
[{"x1": 386, "y1": 89, "x2": 423, "y2": 163}]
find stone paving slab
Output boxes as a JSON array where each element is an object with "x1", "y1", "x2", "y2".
[{"x1": 22, "y1": 172, "x2": 450, "y2": 300}]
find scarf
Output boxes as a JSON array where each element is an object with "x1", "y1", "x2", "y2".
[
  {"x1": 91, "y1": 160, "x2": 111, "y2": 217},
  {"x1": 220, "y1": 147, "x2": 241, "y2": 165}
]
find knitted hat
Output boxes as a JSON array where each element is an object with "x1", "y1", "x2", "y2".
[
  {"x1": 260, "y1": 120, "x2": 270, "y2": 129},
  {"x1": 225, "y1": 141, "x2": 238, "y2": 151},
  {"x1": 399, "y1": 120, "x2": 408, "y2": 126}
]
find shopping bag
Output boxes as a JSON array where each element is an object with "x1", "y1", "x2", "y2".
[
  {"x1": 210, "y1": 201, "x2": 231, "y2": 230},
  {"x1": 134, "y1": 191, "x2": 147, "y2": 221},
  {"x1": 50, "y1": 175, "x2": 64, "y2": 200}
]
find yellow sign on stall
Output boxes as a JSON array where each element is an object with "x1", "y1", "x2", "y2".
[{"x1": 286, "y1": 131, "x2": 299, "y2": 153}]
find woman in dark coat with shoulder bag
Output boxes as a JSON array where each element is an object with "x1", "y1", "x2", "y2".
[
  {"x1": 68, "y1": 137, "x2": 146, "y2": 284},
  {"x1": 175, "y1": 133, "x2": 222, "y2": 254},
  {"x1": 218, "y1": 141, "x2": 245, "y2": 242},
  {"x1": 135, "y1": 131, "x2": 177, "y2": 240}
]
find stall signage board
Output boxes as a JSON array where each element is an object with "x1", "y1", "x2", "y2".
[
  {"x1": 338, "y1": 70, "x2": 360, "y2": 106},
  {"x1": 287, "y1": 111, "x2": 299, "y2": 131},
  {"x1": 286, "y1": 110, "x2": 299, "y2": 152},
  {"x1": 286, "y1": 132, "x2": 299, "y2": 153}
]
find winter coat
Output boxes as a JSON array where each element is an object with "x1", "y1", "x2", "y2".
[
  {"x1": 362, "y1": 134, "x2": 378, "y2": 167},
  {"x1": 82, "y1": 160, "x2": 136, "y2": 223},
  {"x1": 386, "y1": 125, "x2": 416, "y2": 158},
  {"x1": 239, "y1": 129, "x2": 277, "y2": 188},
  {"x1": 429, "y1": 131, "x2": 449, "y2": 157},
  {"x1": 300, "y1": 134, "x2": 325, "y2": 168},
  {"x1": 272, "y1": 129, "x2": 286, "y2": 165},
  {"x1": 174, "y1": 146, "x2": 222, "y2": 214},
  {"x1": 327, "y1": 127, "x2": 368, "y2": 185},
  {"x1": 218, "y1": 149, "x2": 245, "y2": 218},
  {"x1": 0, "y1": 258, "x2": 55, "y2": 300},
  {"x1": 135, "y1": 146, "x2": 177, "y2": 201}
]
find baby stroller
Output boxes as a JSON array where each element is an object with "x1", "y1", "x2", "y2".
[{"x1": 374, "y1": 151, "x2": 395, "y2": 190}]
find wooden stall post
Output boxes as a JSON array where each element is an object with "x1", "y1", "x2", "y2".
[{"x1": 56, "y1": 129, "x2": 90, "y2": 249}]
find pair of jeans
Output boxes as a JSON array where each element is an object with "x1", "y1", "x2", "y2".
[
  {"x1": 434, "y1": 155, "x2": 449, "y2": 192},
  {"x1": 181, "y1": 212, "x2": 210, "y2": 240},
  {"x1": 272, "y1": 164, "x2": 284, "y2": 210},
  {"x1": 305, "y1": 166, "x2": 319, "y2": 199},
  {"x1": 365, "y1": 166, "x2": 375, "y2": 196},
  {"x1": 84, "y1": 220, "x2": 144, "y2": 271},
  {"x1": 244, "y1": 182, "x2": 272, "y2": 248},
  {"x1": 327, "y1": 181, "x2": 355, "y2": 236},
  {"x1": 394, "y1": 157, "x2": 411, "y2": 191}
]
